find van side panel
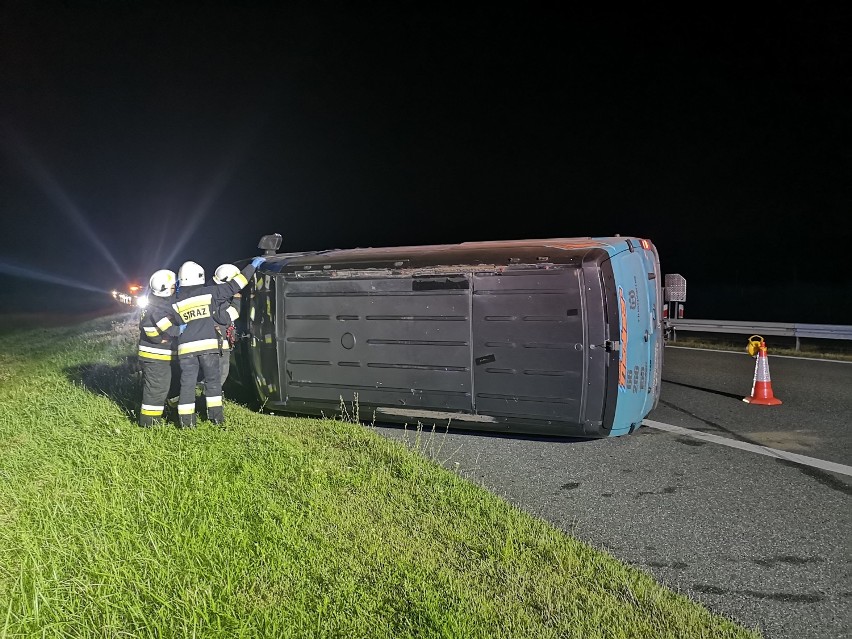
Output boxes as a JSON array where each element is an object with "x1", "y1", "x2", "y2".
[
  {"x1": 471, "y1": 267, "x2": 588, "y2": 423},
  {"x1": 233, "y1": 235, "x2": 661, "y2": 438},
  {"x1": 276, "y1": 265, "x2": 604, "y2": 434},
  {"x1": 279, "y1": 276, "x2": 473, "y2": 410}
]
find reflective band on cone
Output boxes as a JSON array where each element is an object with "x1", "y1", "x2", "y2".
[{"x1": 743, "y1": 346, "x2": 782, "y2": 405}]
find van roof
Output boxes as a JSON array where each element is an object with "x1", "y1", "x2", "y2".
[{"x1": 261, "y1": 236, "x2": 641, "y2": 271}]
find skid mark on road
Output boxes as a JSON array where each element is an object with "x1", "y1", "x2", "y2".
[
  {"x1": 752, "y1": 555, "x2": 823, "y2": 567},
  {"x1": 676, "y1": 436, "x2": 707, "y2": 447},
  {"x1": 775, "y1": 459, "x2": 852, "y2": 496},
  {"x1": 657, "y1": 398, "x2": 753, "y2": 443},
  {"x1": 643, "y1": 419, "x2": 852, "y2": 479},
  {"x1": 693, "y1": 584, "x2": 824, "y2": 603}
]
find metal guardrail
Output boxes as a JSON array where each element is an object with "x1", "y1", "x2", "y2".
[{"x1": 666, "y1": 319, "x2": 852, "y2": 350}]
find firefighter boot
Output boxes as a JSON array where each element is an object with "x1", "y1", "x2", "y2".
[{"x1": 177, "y1": 407, "x2": 197, "y2": 429}]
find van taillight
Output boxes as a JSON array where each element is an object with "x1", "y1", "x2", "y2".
[{"x1": 640, "y1": 239, "x2": 651, "y2": 250}]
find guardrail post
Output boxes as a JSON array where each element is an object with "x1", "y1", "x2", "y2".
[{"x1": 796, "y1": 336, "x2": 800, "y2": 351}]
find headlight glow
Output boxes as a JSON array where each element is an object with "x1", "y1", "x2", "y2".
[{"x1": 136, "y1": 295, "x2": 149, "y2": 309}]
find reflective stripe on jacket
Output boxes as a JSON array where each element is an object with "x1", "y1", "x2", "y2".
[
  {"x1": 173, "y1": 264, "x2": 255, "y2": 358},
  {"x1": 138, "y1": 296, "x2": 179, "y2": 360}
]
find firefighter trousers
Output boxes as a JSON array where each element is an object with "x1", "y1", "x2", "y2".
[
  {"x1": 139, "y1": 358, "x2": 173, "y2": 427},
  {"x1": 220, "y1": 349, "x2": 231, "y2": 388},
  {"x1": 198, "y1": 350, "x2": 230, "y2": 389},
  {"x1": 177, "y1": 352, "x2": 224, "y2": 427}
]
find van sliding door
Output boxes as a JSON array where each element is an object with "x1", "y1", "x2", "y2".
[{"x1": 279, "y1": 275, "x2": 473, "y2": 411}]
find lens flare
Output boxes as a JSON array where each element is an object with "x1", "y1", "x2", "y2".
[
  {"x1": 160, "y1": 165, "x2": 237, "y2": 269},
  {"x1": 2, "y1": 127, "x2": 128, "y2": 281},
  {"x1": 0, "y1": 261, "x2": 110, "y2": 294},
  {"x1": 160, "y1": 118, "x2": 260, "y2": 268}
]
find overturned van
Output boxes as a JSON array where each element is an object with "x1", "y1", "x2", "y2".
[{"x1": 229, "y1": 234, "x2": 663, "y2": 438}]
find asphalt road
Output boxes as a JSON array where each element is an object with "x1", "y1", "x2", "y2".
[{"x1": 372, "y1": 346, "x2": 852, "y2": 639}]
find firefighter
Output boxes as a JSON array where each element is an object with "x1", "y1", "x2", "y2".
[
  {"x1": 137, "y1": 269, "x2": 180, "y2": 427},
  {"x1": 173, "y1": 257, "x2": 264, "y2": 427},
  {"x1": 212, "y1": 263, "x2": 242, "y2": 389}
]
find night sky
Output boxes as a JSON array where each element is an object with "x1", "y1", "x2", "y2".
[{"x1": 1, "y1": 5, "x2": 849, "y2": 322}]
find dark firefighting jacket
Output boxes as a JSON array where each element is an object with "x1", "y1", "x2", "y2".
[
  {"x1": 138, "y1": 295, "x2": 180, "y2": 362},
  {"x1": 172, "y1": 264, "x2": 256, "y2": 358}
]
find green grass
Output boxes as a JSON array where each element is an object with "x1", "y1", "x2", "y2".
[{"x1": 0, "y1": 314, "x2": 762, "y2": 638}]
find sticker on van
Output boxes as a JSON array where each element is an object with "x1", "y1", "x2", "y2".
[{"x1": 618, "y1": 286, "x2": 629, "y2": 390}]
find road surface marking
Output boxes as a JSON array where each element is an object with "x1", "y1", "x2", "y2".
[{"x1": 643, "y1": 419, "x2": 852, "y2": 477}]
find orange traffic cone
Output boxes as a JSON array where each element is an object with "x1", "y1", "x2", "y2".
[{"x1": 743, "y1": 338, "x2": 782, "y2": 405}]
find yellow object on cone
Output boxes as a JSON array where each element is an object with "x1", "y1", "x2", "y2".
[{"x1": 743, "y1": 337, "x2": 782, "y2": 405}]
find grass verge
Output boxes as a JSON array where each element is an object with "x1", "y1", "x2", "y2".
[
  {"x1": 666, "y1": 332, "x2": 852, "y2": 362},
  {"x1": 0, "y1": 314, "x2": 762, "y2": 638}
]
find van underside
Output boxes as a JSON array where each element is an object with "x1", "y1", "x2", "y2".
[{"x1": 237, "y1": 247, "x2": 623, "y2": 438}]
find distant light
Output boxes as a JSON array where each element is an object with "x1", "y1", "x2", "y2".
[
  {"x1": 129, "y1": 285, "x2": 140, "y2": 292},
  {"x1": 111, "y1": 290, "x2": 118, "y2": 297},
  {"x1": 136, "y1": 295, "x2": 149, "y2": 309}
]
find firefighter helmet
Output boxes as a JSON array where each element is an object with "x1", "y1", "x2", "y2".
[
  {"x1": 149, "y1": 269, "x2": 176, "y2": 297},
  {"x1": 213, "y1": 263, "x2": 240, "y2": 284},
  {"x1": 178, "y1": 261, "x2": 205, "y2": 287}
]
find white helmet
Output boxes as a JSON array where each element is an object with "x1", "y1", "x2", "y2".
[
  {"x1": 178, "y1": 261, "x2": 205, "y2": 287},
  {"x1": 149, "y1": 269, "x2": 176, "y2": 297},
  {"x1": 213, "y1": 263, "x2": 240, "y2": 284}
]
